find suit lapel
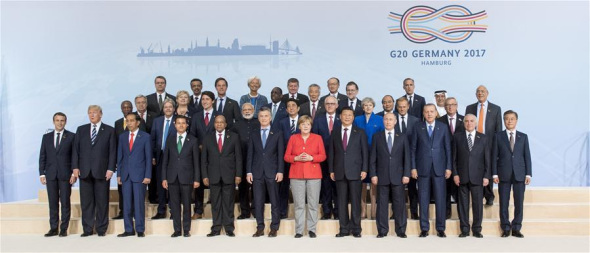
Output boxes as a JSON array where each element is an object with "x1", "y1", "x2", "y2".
[{"x1": 179, "y1": 135, "x2": 191, "y2": 155}]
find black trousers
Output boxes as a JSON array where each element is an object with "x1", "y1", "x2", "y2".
[
  {"x1": 46, "y1": 179, "x2": 71, "y2": 231},
  {"x1": 117, "y1": 184, "x2": 124, "y2": 214},
  {"x1": 407, "y1": 178, "x2": 419, "y2": 215},
  {"x1": 278, "y1": 164, "x2": 290, "y2": 217},
  {"x1": 253, "y1": 176, "x2": 280, "y2": 230},
  {"x1": 321, "y1": 163, "x2": 338, "y2": 216},
  {"x1": 210, "y1": 182, "x2": 235, "y2": 233},
  {"x1": 79, "y1": 174, "x2": 110, "y2": 234},
  {"x1": 446, "y1": 177, "x2": 458, "y2": 215},
  {"x1": 484, "y1": 182, "x2": 495, "y2": 202},
  {"x1": 499, "y1": 175, "x2": 525, "y2": 232},
  {"x1": 155, "y1": 161, "x2": 169, "y2": 215},
  {"x1": 457, "y1": 183, "x2": 483, "y2": 233},
  {"x1": 148, "y1": 164, "x2": 158, "y2": 202},
  {"x1": 377, "y1": 184, "x2": 406, "y2": 235},
  {"x1": 168, "y1": 180, "x2": 192, "y2": 233},
  {"x1": 238, "y1": 174, "x2": 253, "y2": 216},
  {"x1": 193, "y1": 184, "x2": 205, "y2": 215},
  {"x1": 336, "y1": 179, "x2": 362, "y2": 234}
]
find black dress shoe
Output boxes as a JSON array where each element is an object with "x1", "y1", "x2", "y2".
[
  {"x1": 137, "y1": 232, "x2": 145, "y2": 237},
  {"x1": 321, "y1": 214, "x2": 331, "y2": 220},
  {"x1": 112, "y1": 213, "x2": 124, "y2": 220},
  {"x1": 207, "y1": 231, "x2": 220, "y2": 237},
  {"x1": 237, "y1": 213, "x2": 251, "y2": 219},
  {"x1": 473, "y1": 232, "x2": 483, "y2": 238},
  {"x1": 280, "y1": 214, "x2": 288, "y2": 219},
  {"x1": 294, "y1": 233, "x2": 303, "y2": 238},
  {"x1": 253, "y1": 229, "x2": 265, "y2": 237},
  {"x1": 501, "y1": 231, "x2": 510, "y2": 237},
  {"x1": 184, "y1": 232, "x2": 191, "y2": 237},
  {"x1": 117, "y1": 232, "x2": 135, "y2": 237},
  {"x1": 376, "y1": 233, "x2": 386, "y2": 238},
  {"x1": 459, "y1": 232, "x2": 469, "y2": 238},
  {"x1": 80, "y1": 232, "x2": 93, "y2": 237},
  {"x1": 390, "y1": 214, "x2": 395, "y2": 220},
  {"x1": 268, "y1": 229, "x2": 277, "y2": 237},
  {"x1": 59, "y1": 230, "x2": 67, "y2": 237},
  {"x1": 411, "y1": 213, "x2": 419, "y2": 220},
  {"x1": 97, "y1": 233, "x2": 106, "y2": 237},
  {"x1": 436, "y1": 231, "x2": 446, "y2": 238},
  {"x1": 446, "y1": 212, "x2": 452, "y2": 219},
  {"x1": 151, "y1": 213, "x2": 166, "y2": 219},
  {"x1": 512, "y1": 231, "x2": 524, "y2": 238},
  {"x1": 226, "y1": 231, "x2": 235, "y2": 237},
  {"x1": 397, "y1": 233, "x2": 407, "y2": 238},
  {"x1": 308, "y1": 231, "x2": 316, "y2": 238},
  {"x1": 419, "y1": 231, "x2": 428, "y2": 237},
  {"x1": 485, "y1": 199, "x2": 494, "y2": 206},
  {"x1": 44, "y1": 229, "x2": 58, "y2": 237},
  {"x1": 335, "y1": 232, "x2": 350, "y2": 237},
  {"x1": 171, "y1": 232, "x2": 182, "y2": 237},
  {"x1": 352, "y1": 233, "x2": 361, "y2": 238}
]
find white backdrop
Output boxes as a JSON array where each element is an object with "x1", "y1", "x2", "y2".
[{"x1": 1, "y1": 1, "x2": 588, "y2": 202}]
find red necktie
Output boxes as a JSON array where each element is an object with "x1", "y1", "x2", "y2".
[
  {"x1": 205, "y1": 112, "x2": 210, "y2": 126},
  {"x1": 129, "y1": 132, "x2": 134, "y2": 151},
  {"x1": 311, "y1": 102, "x2": 317, "y2": 120},
  {"x1": 329, "y1": 115, "x2": 334, "y2": 134},
  {"x1": 217, "y1": 133, "x2": 223, "y2": 152}
]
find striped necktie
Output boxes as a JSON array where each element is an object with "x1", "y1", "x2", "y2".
[{"x1": 91, "y1": 125, "x2": 97, "y2": 145}]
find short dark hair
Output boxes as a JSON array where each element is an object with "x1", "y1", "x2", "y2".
[
  {"x1": 259, "y1": 106, "x2": 271, "y2": 114},
  {"x1": 215, "y1": 77, "x2": 228, "y2": 87},
  {"x1": 125, "y1": 112, "x2": 141, "y2": 121},
  {"x1": 346, "y1": 81, "x2": 359, "y2": 90},
  {"x1": 201, "y1": 91, "x2": 215, "y2": 101},
  {"x1": 287, "y1": 78, "x2": 299, "y2": 85},
  {"x1": 328, "y1": 77, "x2": 340, "y2": 85},
  {"x1": 382, "y1": 95, "x2": 394, "y2": 103},
  {"x1": 504, "y1": 110, "x2": 519, "y2": 119},
  {"x1": 340, "y1": 106, "x2": 354, "y2": 115},
  {"x1": 190, "y1": 78, "x2": 202, "y2": 85},
  {"x1": 175, "y1": 115, "x2": 188, "y2": 124},
  {"x1": 155, "y1": 75, "x2": 166, "y2": 84},
  {"x1": 286, "y1": 98, "x2": 299, "y2": 107},
  {"x1": 53, "y1": 112, "x2": 67, "y2": 121}
]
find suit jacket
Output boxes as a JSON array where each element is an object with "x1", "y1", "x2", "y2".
[
  {"x1": 394, "y1": 113, "x2": 419, "y2": 137},
  {"x1": 465, "y1": 101, "x2": 502, "y2": 136},
  {"x1": 492, "y1": 130, "x2": 532, "y2": 182},
  {"x1": 268, "y1": 102, "x2": 288, "y2": 130},
  {"x1": 410, "y1": 121, "x2": 452, "y2": 177},
  {"x1": 284, "y1": 133, "x2": 326, "y2": 179},
  {"x1": 214, "y1": 97, "x2": 242, "y2": 129},
  {"x1": 299, "y1": 101, "x2": 325, "y2": 118},
  {"x1": 147, "y1": 92, "x2": 176, "y2": 116},
  {"x1": 115, "y1": 117, "x2": 147, "y2": 146},
  {"x1": 282, "y1": 93, "x2": 309, "y2": 106},
  {"x1": 312, "y1": 113, "x2": 341, "y2": 151},
  {"x1": 247, "y1": 128, "x2": 284, "y2": 179},
  {"x1": 162, "y1": 132, "x2": 200, "y2": 184},
  {"x1": 353, "y1": 113, "x2": 384, "y2": 145},
  {"x1": 396, "y1": 93, "x2": 426, "y2": 120},
  {"x1": 150, "y1": 115, "x2": 177, "y2": 161},
  {"x1": 189, "y1": 94, "x2": 204, "y2": 114},
  {"x1": 135, "y1": 111, "x2": 157, "y2": 134},
  {"x1": 319, "y1": 93, "x2": 348, "y2": 107},
  {"x1": 279, "y1": 116, "x2": 301, "y2": 146},
  {"x1": 117, "y1": 130, "x2": 152, "y2": 183},
  {"x1": 39, "y1": 130, "x2": 75, "y2": 180},
  {"x1": 189, "y1": 110, "x2": 217, "y2": 146},
  {"x1": 452, "y1": 131, "x2": 491, "y2": 185},
  {"x1": 369, "y1": 131, "x2": 410, "y2": 185},
  {"x1": 437, "y1": 114, "x2": 465, "y2": 137},
  {"x1": 338, "y1": 98, "x2": 363, "y2": 116},
  {"x1": 328, "y1": 126, "x2": 369, "y2": 181},
  {"x1": 201, "y1": 131, "x2": 242, "y2": 185},
  {"x1": 72, "y1": 123, "x2": 117, "y2": 179},
  {"x1": 376, "y1": 110, "x2": 394, "y2": 117},
  {"x1": 230, "y1": 118, "x2": 260, "y2": 171}
]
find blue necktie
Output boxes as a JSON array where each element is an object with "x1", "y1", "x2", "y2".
[
  {"x1": 428, "y1": 125, "x2": 433, "y2": 138},
  {"x1": 162, "y1": 119, "x2": 170, "y2": 150},
  {"x1": 217, "y1": 98, "x2": 224, "y2": 113},
  {"x1": 261, "y1": 129, "x2": 268, "y2": 149},
  {"x1": 387, "y1": 132, "x2": 393, "y2": 153}
]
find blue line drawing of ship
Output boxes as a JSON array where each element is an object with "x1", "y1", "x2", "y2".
[{"x1": 137, "y1": 38, "x2": 301, "y2": 57}]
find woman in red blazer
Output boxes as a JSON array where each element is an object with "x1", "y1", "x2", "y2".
[{"x1": 284, "y1": 115, "x2": 326, "y2": 238}]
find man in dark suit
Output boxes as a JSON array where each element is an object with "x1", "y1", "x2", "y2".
[
  {"x1": 312, "y1": 95, "x2": 341, "y2": 220},
  {"x1": 465, "y1": 85, "x2": 502, "y2": 206},
  {"x1": 72, "y1": 105, "x2": 116, "y2": 237},
  {"x1": 268, "y1": 87, "x2": 287, "y2": 131},
  {"x1": 116, "y1": 113, "x2": 152, "y2": 238},
  {"x1": 39, "y1": 112, "x2": 76, "y2": 237},
  {"x1": 189, "y1": 78, "x2": 204, "y2": 113},
  {"x1": 437, "y1": 97, "x2": 464, "y2": 219},
  {"x1": 277, "y1": 99, "x2": 301, "y2": 218},
  {"x1": 376, "y1": 95, "x2": 395, "y2": 116},
  {"x1": 202, "y1": 115, "x2": 242, "y2": 237},
  {"x1": 230, "y1": 103, "x2": 259, "y2": 219},
  {"x1": 281, "y1": 78, "x2": 309, "y2": 106},
  {"x1": 299, "y1": 84, "x2": 324, "y2": 120},
  {"x1": 149, "y1": 99, "x2": 176, "y2": 219},
  {"x1": 394, "y1": 97, "x2": 420, "y2": 219},
  {"x1": 452, "y1": 114, "x2": 490, "y2": 238},
  {"x1": 162, "y1": 115, "x2": 201, "y2": 237},
  {"x1": 113, "y1": 100, "x2": 133, "y2": 220},
  {"x1": 492, "y1": 110, "x2": 532, "y2": 238},
  {"x1": 319, "y1": 77, "x2": 348, "y2": 107},
  {"x1": 329, "y1": 107, "x2": 368, "y2": 238},
  {"x1": 147, "y1": 76, "x2": 176, "y2": 116},
  {"x1": 213, "y1": 77, "x2": 241, "y2": 129},
  {"x1": 396, "y1": 78, "x2": 425, "y2": 120},
  {"x1": 369, "y1": 113, "x2": 410, "y2": 238},
  {"x1": 189, "y1": 91, "x2": 217, "y2": 219},
  {"x1": 247, "y1": 107, "x2": 284, "y2": 237},
  {"x1": 338, "y1": 82, "x2": 363, "y2": 116},
  {"x1": 410, "y1": 104, "x2": 452, "y2": 238},
  {"x1": 134, "y1": 95, "x2": 158, "y2": 203}
]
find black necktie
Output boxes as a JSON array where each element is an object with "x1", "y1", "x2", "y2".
[
  {"x1": 401, "y1": 116, "x2": 407, "y2": 133},
  {"x1": 55, "y1": 133, "x2": 61, "y2": 148}
]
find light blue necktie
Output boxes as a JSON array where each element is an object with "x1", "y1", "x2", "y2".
[
  {"x1": 261, "y1": 129, "x2": 268, "y2": 149},
  {"x1": 428, "y1": 125, "x2": 433, "y2": 138},
  {"x1": 387, "y1": 132, "x2": 393, "y2": 153},
  {"x1": 162, "y1": 119, "x2": 170, "y2": 150}
]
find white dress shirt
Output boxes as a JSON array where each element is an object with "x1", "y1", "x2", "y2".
[
  {"x1": 90, "y1": 122, "x2": 102, "y2": 137},
  {"x1": 341, "y1": 125, "x2": 352, "y2": 144}
]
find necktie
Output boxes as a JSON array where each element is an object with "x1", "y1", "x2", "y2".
[
  {"x1": 509, "y1": 132, "x2": 515, "y2": 152},
  {"x1": 408, "y1": 95, "x2": 413, "y2": 108},
  {"x1": 290, "y1": 119, "x2": 296, "y2": 133},
  {"x1": 177, "y1": 135, "x2": 183, "y2": 153},
  {"x1": 342, "y1": 128, "x2": 348, "y2": 150},
  {"x1": 350, "y1": 100, "x2": 354, "y2": 108},
  {"x1": 272, "y1": 104, "x2": 277, "y2": 122},
  {"x1": 468, "y1": 133, "x2": 473, "y2": 151},
  {"x1": 217, "y1": 98, "x2": 224, "y2": 113},
  {"x1": 205, "y1": 112, "x2": 210, "y2": 126},
  {"x1": 428, "y1": 125, "x2": 433, "y2": 138},
  {"x1": 401, "y1": 116, "x2": 406, "y2": 133},
  {"x1": 217, "y1": 133, "x2": 223, "y2": 152},
  {"x1": 91, "y1": 124, "x2": 97, "y2": 145},
  {"x1": 329, "y1": 115, "x2": 334, "y2": 134},
  {"x1": 449, "y1": 117, "x2": 455, "y2": 134},
  {"x1": 162, "y1": 119, "x2": 170, "y2": 150},
  {"x1": 387, "y1": 132, "x2": 393, "y2": 153},
  {"x1": 291, "y1": 94, "x2": 295, "y2": 99},
  {"x1": 158, "y1": 94, "x2": 163, "y2": 110},
  {"x1": 140, "y1": 112, "x2": 145, "y2": 122},
  {"x1": 123, "y1": 118, "x2": 127, "y2": 130},
  {"x1": 129, "y1": 132, "x2": 135, "y2": 151},
  {"x1": 477, "y1": 103, "x2": 485, "y2": 133},
  {"x1": 194, "y1": 96, "x2": 198, "y2": 105},
  {"x1": 55, "y1": 133, "x2": 61, "y2": 148},
  {"x1": 261, "y1": 129, "x2": 268, "y2": 149},
  {"x1": 311, "y1": 102, "x2": 317, "y2": 120}
]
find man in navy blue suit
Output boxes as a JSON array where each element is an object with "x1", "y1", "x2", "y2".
[
  {"x1": 39, "y1": 112, "x2": 76, "y2": 237},
  {"x1": 394, "y1": 97, "x2": 420, "y2": 220},
  {"x1": 247, "y1": 107, "x2": 284, "y2": 237},
  {"x1": 396, "y1": 78, "x2": 425, "y2": 120},
  {"x1": 116, "y1": 113, "x2": 152, "y2": 237},
  {"x1": 312, "y1": 95, "x2": 341, "y2": 220},
  {"x1": 268, "y1": 87, "x2": 287, "y2": 131},
  {"x1": 72, "y1": 105, "x2": 116, "y2": 237},
  {"x1": 410, "y1": 104, "x2": 452, "y2": 238},
  {"x1": 493, "y1": 110, "x2": 532, "y2": 238},
  {"x1": 277, "y1": 98, "x2": 300, "y2": 218}
]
